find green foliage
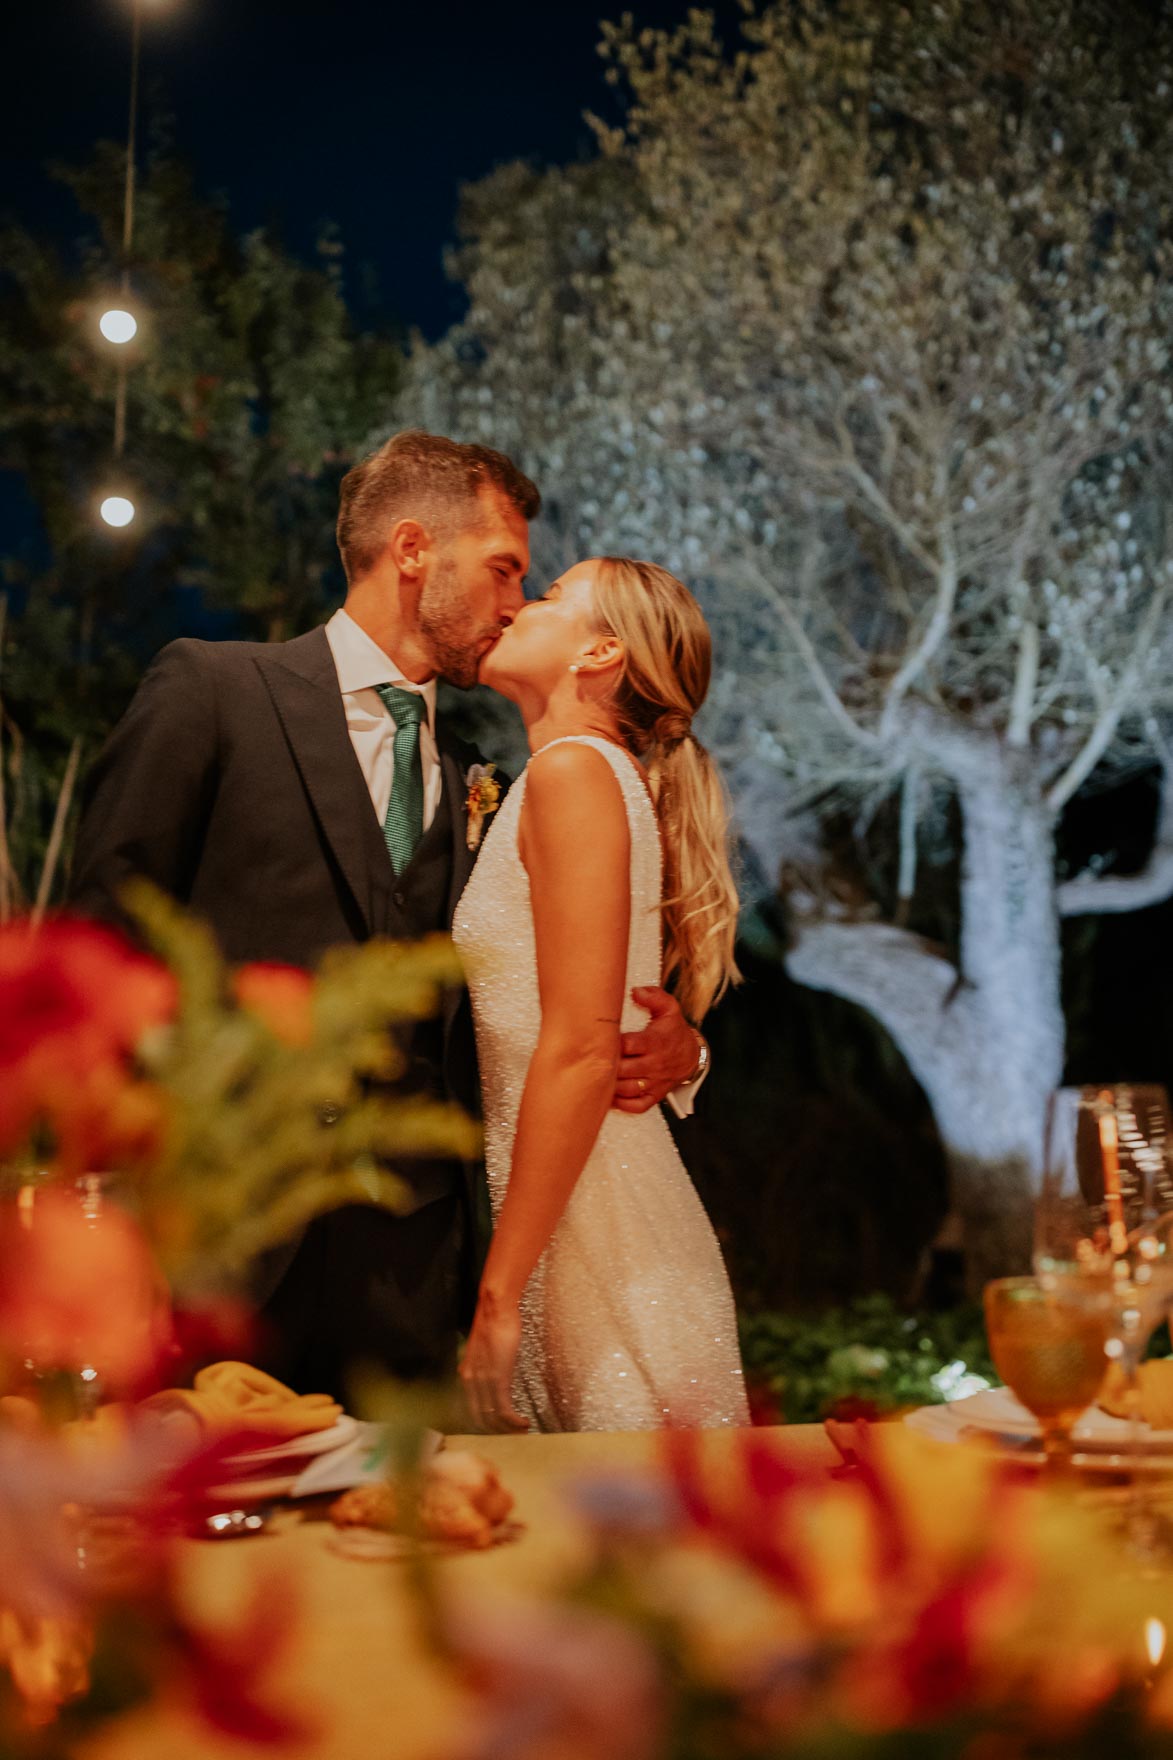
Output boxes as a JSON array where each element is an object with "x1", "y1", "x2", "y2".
[
  {"x1": 0, "y1": 134, "x2": 403, "y2": 912},
  {"x1": 739, "y1": 1294, "x2": 1173, "y2": 1425},
  {"x1": 738, "y1": 1295, "x2": 997, "y2": 1422},
  {"x1": 123, "y1": 884, "x2": 478, "y2": 1295},
  {"x1": 0, "y1": 138, "x2": 401, "y2": 632}
]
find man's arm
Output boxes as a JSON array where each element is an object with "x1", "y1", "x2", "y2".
[
  {"x1": 70, "y1": 640, "x2": 220, "y2": 931},
  {"x1": 611, "y1": 984, "x2": 708, "y2": 1116}
]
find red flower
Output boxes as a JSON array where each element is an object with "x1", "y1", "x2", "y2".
[
  {"x1": 665, "y1": 1424, "x2": 1042, "y2": 1730},
  {"x1": 0, "y1": 917, "x2": 176, "y2": 1174},
  {"x1": 167, "y1": 1568, "x2": 317, "y2": 1747},
  {"x1": 232, "y1": 963, "x2": 314, "y2": 1048},
  {"x1": 0, "y1": 918, "x2": 175, "y2": 1069},
  {"x1": 664, "y1": 1427, "x2": 833, "y2": 1597}
]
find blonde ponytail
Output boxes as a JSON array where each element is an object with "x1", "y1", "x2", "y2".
[{"x1": 591, "y1": 558, "x2": 740, "y2": 1022}]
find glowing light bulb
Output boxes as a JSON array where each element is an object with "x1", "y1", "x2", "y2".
[
  {"x1": 99, "y1": 308, "x2": 138, "y2": 344},
  {"x1": 100, "y1": 496, "x2": 136, "y2": 528},
  {"x1": 1147, "y1": 1618, "x2": 1167, "y2": 1669}
]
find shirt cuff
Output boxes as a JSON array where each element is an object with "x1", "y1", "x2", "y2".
[{"x1": 666, "y1": 1054, "x2": 711, "y2": 1120}]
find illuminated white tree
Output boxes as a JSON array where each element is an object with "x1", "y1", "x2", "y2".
[{"x1": 403, "y1": 0, "x2": 1173, "y2": 1279}]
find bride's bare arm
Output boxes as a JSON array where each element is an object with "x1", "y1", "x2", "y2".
[{"x1": 460, "y1": 742, "x2": 630, "y2": 1429}]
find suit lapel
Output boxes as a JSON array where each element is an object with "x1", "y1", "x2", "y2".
[
  {"x1": 253, "y1": 629, "x2": 409, "y2": 940},
  {"x1": 439, "y1": 742, "x2": 478, "y2": 927}
]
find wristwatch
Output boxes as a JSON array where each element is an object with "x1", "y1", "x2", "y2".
[{"x1": 685, "y1": 1030, "x2": 710, "y2": 1087}]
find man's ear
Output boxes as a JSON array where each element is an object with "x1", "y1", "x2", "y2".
[{"x1": 387, "y1": 517, "x2": 430, "y2": 579}]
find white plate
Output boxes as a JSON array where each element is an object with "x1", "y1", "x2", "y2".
[
  {"x1": 905, "y1": 1402, "x2": 1173, "y2": 1474},
  {"x1": 221, "y1": 1414, "x2": 359, "y2": 1470},
  {"x1": 948, "y1": 1387, "x2": 1173, "y2": 1450},
  {"x1": 204, "y1": 1421, "x2": 437, "y2": 1506}
]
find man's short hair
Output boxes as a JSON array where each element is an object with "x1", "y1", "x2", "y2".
[{"x1": 336, "y1": 430, "x2": 541, "y2": 584}]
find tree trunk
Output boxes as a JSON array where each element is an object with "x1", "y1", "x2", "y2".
[
  {"x1": 786, "y1": 747, "x2": 1064, "y2": 1293},
  {"x1": 937, "y1": 762, "x2": 1064, "y2": 1286}
]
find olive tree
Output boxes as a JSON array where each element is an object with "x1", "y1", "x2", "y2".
[{"x1": 401, "y1": 0, "x2": 1173, "y2": 1280}]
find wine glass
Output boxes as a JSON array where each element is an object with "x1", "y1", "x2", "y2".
[
  {"x1": 1035, "y1": 1085, "x2": 1173, "y2": 1535},
  {"x1": 984, "y1": 1276, "x2": 1113, "y2": 1472}
]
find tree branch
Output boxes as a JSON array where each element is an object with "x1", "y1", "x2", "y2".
[
  {"x1": 828, "y1": 416, "x2": 942, "y2": 577},
  {"x1": 1007, "y1": 620, "x2": 1040, "y2": 748},
  {"x1": 878, "y1": 491, "x2": 958, "y2": 740},
  {"x1": 1058, "y1": 765, "x2": 1173, "y2": 916},
  {"x1": 896, "y1": 763, "x2": 922, "y2": 921},
  {"x1": 31, "y1": 737, "x2": 82, "y2": 928},
  {"x1": 1046, "y1": 583, "x2": 1170, "y2": 812},
  {"x1": 735, "y1": 555, "x2": 882, "y2": 753},
  {"x1": 785, "y1": 915, "x2": 972, "y2": 1093}
]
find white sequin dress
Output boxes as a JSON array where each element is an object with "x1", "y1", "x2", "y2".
[{"x1": 452, "y1": 735, "x2": 749, "y2": 1432}]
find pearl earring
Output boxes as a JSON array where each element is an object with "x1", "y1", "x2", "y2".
[{"x1": 569, "y1": 663, "x2": 581, "y2": 674}]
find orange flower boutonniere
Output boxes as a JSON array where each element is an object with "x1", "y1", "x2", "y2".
[{"x1": 465, "y1": 763, "x2": 502, "y2": 852}]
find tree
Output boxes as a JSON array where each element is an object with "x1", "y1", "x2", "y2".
[
  {"x1": 403, "y1": 0, "x2": 1173, "y2": 1281},
  {"x1": 0, "y1": 136, "x2": 402, "y2": 913}
]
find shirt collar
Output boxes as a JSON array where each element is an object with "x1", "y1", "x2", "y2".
[{"x1": 325, "y1": 608, "x2": 437, "y2": 735}]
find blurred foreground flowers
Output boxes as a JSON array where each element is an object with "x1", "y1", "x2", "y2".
[
  {"x1": 430, "y1": 1425, "x2": 1173, "y2": 1760},
  {"x1": 0, "y1": 889, "x2": 475, "y2": 1743},
  {"x1": 0, "y1": 882, "x2": 476, "y2": 1300}
]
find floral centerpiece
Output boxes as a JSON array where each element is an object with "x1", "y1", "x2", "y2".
[
  {"x1": 425, "y1": 1424, "x2": 1173, "y2": 1760},
  {"x1": 0, "y1": 887, "x2": 476, "y2": 1745},
  {"x1": 0, "y1": 882, "x2": 476, "y2": 1300}
]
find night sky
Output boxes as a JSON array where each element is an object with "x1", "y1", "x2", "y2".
[{"x1": 4, "y1": 0, "x2": 739, "y2": 339}]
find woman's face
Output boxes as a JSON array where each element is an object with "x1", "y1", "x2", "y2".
[{"x1": 479, "y1": 561, "x2": 605, "y2": 699}]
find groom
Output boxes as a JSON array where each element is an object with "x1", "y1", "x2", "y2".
[{"x1": 70, "y1": 429, "x2": 704, "y2": 1398}]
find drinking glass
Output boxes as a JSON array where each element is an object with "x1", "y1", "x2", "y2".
[
  {"x1": 983, "y1": 1276, "x2": 1111, "y2": 1471},
  {"x1": 1035, "y1": 1086, "x2": 1173, "y2": 1532}
]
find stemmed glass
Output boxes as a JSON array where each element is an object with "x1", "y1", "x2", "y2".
[
  {"x1": 983, "y1": 1276, "x2": 1113, "y2": 1473},
  {"x1": 1035, "y1": 1085, "x2": 1173, "y2": 1536}
]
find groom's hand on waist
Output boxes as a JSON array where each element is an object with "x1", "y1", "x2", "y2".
[{"x1": 613, "y1": 986, "x2": 701, "y2": 1113}]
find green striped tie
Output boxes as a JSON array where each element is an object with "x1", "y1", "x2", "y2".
[{"x1": 375, "y1": 684, "x2": 426, "y2": 874}]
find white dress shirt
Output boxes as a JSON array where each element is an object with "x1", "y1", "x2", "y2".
[{"x1": 324, "y1": 608, "x2": 441, "y2": 829}]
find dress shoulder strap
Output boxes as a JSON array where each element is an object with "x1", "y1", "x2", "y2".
[{"x1": 529, "y1": 736, "x2": 654, "y2": 822}]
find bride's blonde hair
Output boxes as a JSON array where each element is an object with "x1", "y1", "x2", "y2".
[{"x1": 591, "y1": 557, "x2": 740, "y2": 1023}]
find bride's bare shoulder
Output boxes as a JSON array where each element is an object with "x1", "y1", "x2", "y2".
[
  {"x1": 528, "y1": 738, "x2": 622, "y2": 780},
  {"x1": 520, "y1": 741, "x2": 629, "y2": 854}
]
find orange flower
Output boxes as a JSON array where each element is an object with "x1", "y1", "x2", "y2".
[
  {"x1": 232, "y1": 963, "x2": 314, "y2": 1048},
  {"x1": 0, "y1": 1187, "x2": 172, "y2": 1396}
]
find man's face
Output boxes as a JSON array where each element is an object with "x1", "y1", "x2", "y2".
[{"x1": 418, "y1": 488, "x2": 530, "y2": 689}]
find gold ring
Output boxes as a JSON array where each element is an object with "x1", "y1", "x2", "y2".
[{"x1": 637, "y1": 1077, "x2": 648, "y2": 1093}]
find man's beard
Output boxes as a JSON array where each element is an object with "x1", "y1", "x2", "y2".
[{"x1": 418, "y1": 558, "x2": 498, "y2": 691}]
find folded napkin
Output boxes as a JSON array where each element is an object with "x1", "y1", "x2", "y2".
[
  {"x1": 1099, "y1": 1359, "x2": 1173, "y2": 1430},
  {"x1": 140, "y1": 1362, "x2": 342, "y2": 1443}
]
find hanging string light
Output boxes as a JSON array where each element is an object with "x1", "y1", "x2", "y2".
[
  {"x1": 98, "y1": 308, "x2": 138, "y2": 345},
  {"x1": 98, "y1": 0, "x2": 146, "y2": 529},
  {"x1": 99, "y1": 496, "x2": 136, "y2": 529}
]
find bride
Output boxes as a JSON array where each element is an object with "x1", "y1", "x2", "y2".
[{"x1": 453, "y1": 556, "x2": 749, "y2": 1432}]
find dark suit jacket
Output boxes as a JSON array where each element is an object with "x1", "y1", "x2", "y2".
[{"x1": 70, "y1": 626, "x2": 493, "y2": 1291}]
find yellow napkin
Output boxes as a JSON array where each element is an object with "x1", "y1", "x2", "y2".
[{"x1": 140, "y1": 1361, "x2": 342, "y2": 1442}]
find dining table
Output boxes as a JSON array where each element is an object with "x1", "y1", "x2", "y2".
[{"x1": 83, "y1": 1424, "x2": 837, "y2": 1760}]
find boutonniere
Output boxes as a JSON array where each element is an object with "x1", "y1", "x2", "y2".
[{"x1": 465, "y1": 763, "x2": 501, "y2": 852}]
